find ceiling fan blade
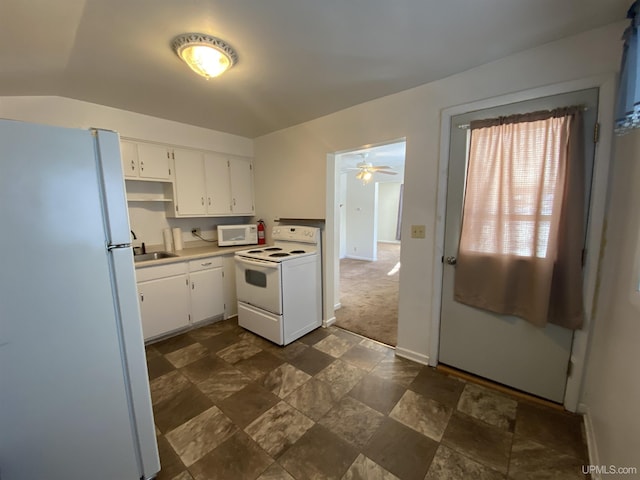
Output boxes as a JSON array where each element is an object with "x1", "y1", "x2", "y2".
[
  {"x1": 370, "y1": 165, "x2": 392, "y2": 170},
  {"x1": 376, "y1": 170, "x2": 397, "y2": 175}
]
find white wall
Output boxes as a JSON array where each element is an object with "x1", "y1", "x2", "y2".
[
  {"x1": 253, "y1": 21, "x2": 625, "y2": 361},
  {"x1": 377, "y1": 182, "x2": 402, "y2": 243},
  {"x1": 580, "y1": 129, "x2": 640, "y2": 472},
  {"x1": 0, "y1": 96, "x2": 252, "y2": 155},
  {"x1": 0, "y1": 96, "x2": 254, "y2": 246}
]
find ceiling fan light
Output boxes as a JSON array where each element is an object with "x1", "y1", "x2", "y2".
[{"x1": 172, "y1": 33, "x2": 238, "y2": 78}]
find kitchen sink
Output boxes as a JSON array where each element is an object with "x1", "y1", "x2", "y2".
[{"x1": 133, "y1": 251, "x2": 179, "y2": 263}]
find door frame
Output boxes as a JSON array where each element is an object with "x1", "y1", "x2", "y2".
[
  {"x1": 431, "y1": 74, "x2": 616, "y2": 411},
  {"x1": 324, "y1": 139, "x2": 406, "y2": 327}
]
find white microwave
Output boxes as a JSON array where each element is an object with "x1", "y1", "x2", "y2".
[{"x1": 217, "y1": 224, "x2": 258, "y2": 246}]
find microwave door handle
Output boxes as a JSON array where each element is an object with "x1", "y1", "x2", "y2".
[{"x1": 235, "y1": 257, "x2": 280, "y2": 269}]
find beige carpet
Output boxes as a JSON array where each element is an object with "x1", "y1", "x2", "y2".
[{"x1": 334, "y1": 242, "x2": 400, "y2": 346}]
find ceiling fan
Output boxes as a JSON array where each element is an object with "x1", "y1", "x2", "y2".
[{"x1": 347, "y1": 155, "x2": 397, "y2": 183}]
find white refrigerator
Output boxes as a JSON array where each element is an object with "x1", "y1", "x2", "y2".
[{"x1": 0, "y1": 119, "x2": 160, "y2": 479}]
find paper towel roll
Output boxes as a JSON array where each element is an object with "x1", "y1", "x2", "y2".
[
  {"x1": 172, "y1": 227, "x2": 183, "y2": 250},
  {"x1": 163, "y1": 228, "x2": 173, "y2": 252}
]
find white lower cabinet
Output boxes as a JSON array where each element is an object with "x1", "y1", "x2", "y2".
[
  {"x1": 136, "y1": 256, "x2": 229, "y2": 341},
  {"x1": 136, "y1": 263, "x2": 190, "y2": 341},
  {"x1": 188, "y1": 257, "x2": 224, "y2": 324}
]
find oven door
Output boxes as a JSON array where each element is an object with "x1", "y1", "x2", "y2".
[{"x1": 235, "y1": 256, "x2": 282, "y2": 315}]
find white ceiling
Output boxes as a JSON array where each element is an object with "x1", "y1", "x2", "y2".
[{"x1": 0, "y1": 1, "x2": 629, "y2": 138}]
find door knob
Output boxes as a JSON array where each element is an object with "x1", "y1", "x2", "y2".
[{"x1": 445, "y1": 256, "x2": 457, "y2": 265}]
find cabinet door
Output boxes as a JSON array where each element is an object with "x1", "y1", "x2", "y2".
[
  {"x1": 173, "y1": 149, "x2": 207, "y2": 216},
  {"x1": 137, "y1": 143, "x2": 172, "y2": 180},
  {"x1": 120, "y1": 140, "x2": 139, "y2": 179},
  {"x1": 190, "y1": 267, "x2": 224, "y2": 323},
  {"x1": 138, "y1": 275, "x2": 190, "y2": 340},
  {"x1": 204, "y1": 153, "x2": 232, "y2": 215},
  {"x1": 229, "y1": 157, "x2": 255, "y2": 215}
]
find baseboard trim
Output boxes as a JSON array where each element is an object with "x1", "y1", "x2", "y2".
[
  {"x1": 395, "y1": 347, "x2": 429, "y2": 365},
  {"x1": 579, "y1": 403, "x2": 600, "y2": 479},
  {"x1": 345, "y1": 255, "x2": 376, "y2": 261},
  {"x1": 323, "y1": 317, "x2": 336, "y2": 328},
  {"x1": 334, "y1": 302, "x2": 342, "y2": 310}
]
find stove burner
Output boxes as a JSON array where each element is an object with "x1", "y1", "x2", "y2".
[
  {"x1": 247, "y1": 250, "x2": 263, "y2": 253},
  {"x1": 264, "y1": 247, "x2": 283, "y2": 251},
  {"x1": 290, "y1": 250, "x2": 306, "y2": 254},
  {"x1": 269, "y1": 252, "x2": 290, "y2": 257}
]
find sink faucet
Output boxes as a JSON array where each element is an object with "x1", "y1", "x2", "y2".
[{"x1": 130, "y1": 230, "x2": 146, "y2": 255}]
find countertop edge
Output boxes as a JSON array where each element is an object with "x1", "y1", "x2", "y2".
[{"x1": 134, "y1": 244, "x2": 249, "y2": 268}]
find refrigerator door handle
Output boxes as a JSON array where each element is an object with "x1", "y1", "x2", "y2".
[{"x1": 108, "y1": 243, "x2": 132, "y2": 251}]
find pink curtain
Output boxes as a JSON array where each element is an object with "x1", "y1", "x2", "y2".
[{"x1": 454, "y1": 108, "x2": 585, "y2": 329}]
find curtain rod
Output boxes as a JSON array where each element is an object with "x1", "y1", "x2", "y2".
[{"x1": 456, "y1": 106, "x2": 589, "y2": 129}]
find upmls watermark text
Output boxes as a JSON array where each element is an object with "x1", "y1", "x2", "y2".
[{"x1": 582, "y1": 465, "x2": 638, "y2": 475}]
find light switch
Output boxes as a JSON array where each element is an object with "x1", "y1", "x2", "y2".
[{"x1": 411, "y1": 225, "x2": 426, "y2": 239}]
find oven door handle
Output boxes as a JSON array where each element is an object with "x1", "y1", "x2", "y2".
[{"x1": 235, "y1": 256, "x2": 280, "y2": 269}]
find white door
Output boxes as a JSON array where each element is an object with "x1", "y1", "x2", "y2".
[{"x1": 439, "y1": 88, "x2": 598, "y2": 403}]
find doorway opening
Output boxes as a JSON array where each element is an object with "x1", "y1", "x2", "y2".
[{"x1": 333, "y1": 140, "x2": 406, "y2": 346}]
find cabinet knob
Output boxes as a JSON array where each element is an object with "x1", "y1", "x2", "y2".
[
  {"x1": 208, "y1": 197, "x2": 211, "y2": 206},
  {"x1": 130, "y1": 160, "x2": 135, "y2": 171},
  {"x1": 201, "y1": 197, "x2": 205, "y2": 206},
  {"x1": 140, "y1": 293, "x2": 144, "y2": 302},
  {"x1": 201, "y1": 262, "x2": 212, "y2": 266},
  {"x1": 140, "y1": 161, "x2": 144, "y2": 172}
]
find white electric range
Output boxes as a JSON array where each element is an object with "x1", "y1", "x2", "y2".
[{"x1": 234, "y1": 225, "x2": 322, "y2": 345}]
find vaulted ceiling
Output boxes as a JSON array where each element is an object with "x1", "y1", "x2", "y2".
[{"x1": 0, "y1": 1, "x2": 630, "y2": 138}]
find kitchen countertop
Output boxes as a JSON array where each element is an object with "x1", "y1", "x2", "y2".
[{"x1": 134, "y1": 243, "x2": 251, "y2": 268}]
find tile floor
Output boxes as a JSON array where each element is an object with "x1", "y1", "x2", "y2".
[{"x1": 145, "y1": 318, "x2": 590, "y2": 480}]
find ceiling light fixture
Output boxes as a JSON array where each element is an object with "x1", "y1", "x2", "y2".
[
  {"x1": 356, "y1": 169, "x2": 374, "y2": 184},
  {"x1": 172, "y1": 33, "x2": 238, "y2": 79}
]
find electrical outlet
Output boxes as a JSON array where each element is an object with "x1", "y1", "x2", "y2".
[
  {"x1": 191, "y1": 228, "x2": 201, "y2": 236},
  {"x1": 411, "y1": 225, "x2": 426, "y2": 239}
]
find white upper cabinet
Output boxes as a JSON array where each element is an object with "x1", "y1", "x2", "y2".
[
  {"x1": 120, "y1": 140, "x2": 140, "y2": 178},
  {"x1": 173, "y1": 148, "x2": 207, "y2": 216},
  {"x1": 228, "y1": 156, "x2": 255, "y2": 215},
  {"x1": 204, "y1": 153, "x2": 233, "y2": 215},
  {"x1": 170, "y1": 150, "x2": 254, "y2": 218},
  {"x1": 121, "y1": 140, "x2": 172, "y2": 181},
  {"x1": 137, "y1": 143, "x2": 172, "y2": 180}
]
